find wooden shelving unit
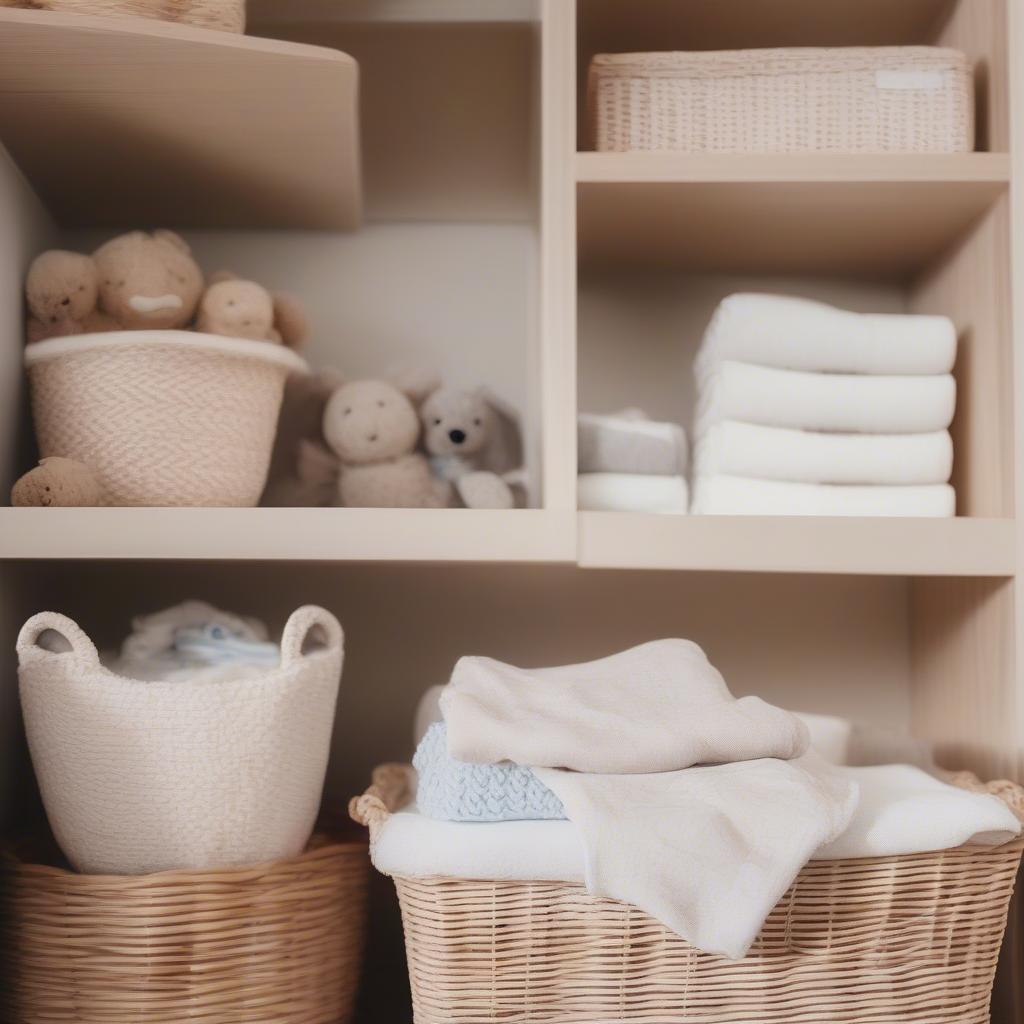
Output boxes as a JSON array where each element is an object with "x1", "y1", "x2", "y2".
[
  {"x1": 1, "y1": 0, "x2": 1022, "y2": 1020},
  {"x1": 0, "y1": 8, "x2": 361, "y2": 229}
]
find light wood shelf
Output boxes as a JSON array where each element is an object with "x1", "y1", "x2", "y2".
[
  {"x1": 577, "y1": 157, "x2": 1008, "y2": 277},
  {"x1": 0, "y1": 8, "x2": 361, "y2": 230},
  {"x1": 0, "y1": 508, "x2": 576, "y2": 563},
  {"x1": 578, "y1": 513, "x2": 1016, "y2": 577}
]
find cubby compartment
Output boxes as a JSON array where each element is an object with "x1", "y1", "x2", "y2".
[{"x1": 576, "y1": 0, "x2": 1009, "y2": 153}]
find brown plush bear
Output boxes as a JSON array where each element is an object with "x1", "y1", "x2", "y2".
[
  {"x1": 92, "y1": 230, "x2": 204, "y2": 330},
  {"x1": 11, "y1": 458, "x2": 104, "y2": 507},
  {"x1": 25, "y1": 250, "x2": 117, "y2": 344},
  {"x1": 199, "y1": 271, "x2": 309, "y2": 349}
]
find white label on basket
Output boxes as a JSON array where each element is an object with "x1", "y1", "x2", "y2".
[{"x1": 876, "y1": 70, "x2": 947, "y2": 90}]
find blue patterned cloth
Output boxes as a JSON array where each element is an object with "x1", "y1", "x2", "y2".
[{"x1": 413, "y1": 722, "x2": 565, "y2": 822}]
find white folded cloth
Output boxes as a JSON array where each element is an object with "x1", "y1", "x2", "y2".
[
  {"x1": 695, "y1": 293, "x2": 957, "y2": 379},
  {"x1": 578, "y1": 410, "x2": 688, "y2": 475},
  {"x1": 692, "y1": 476, "x2": 956, "y2": 517},
  {"x1": 442, "y1": 640, "x2": 808, "y2": 774},
  {"x1": 695, "y1": 421, "x2": 953, "y2": 485},
  {"x1": 440, "y1": 641, "x2": 853, "y2": 959},
  {"x1": 578, "y1": 473, "x2": 689, "y2": 513},
  {"x1": 373, "y1": 762, "x2": 1019, "y2": 875},
  {"x1": 697, "y1": 361, "x2": 957, "y2": 435}
]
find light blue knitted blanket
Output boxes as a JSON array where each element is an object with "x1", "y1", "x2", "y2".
[{"x1": 413, "y1": 722, "x2": 566, "y2": 822}]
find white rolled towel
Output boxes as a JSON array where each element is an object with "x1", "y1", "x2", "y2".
[
  {"x1": 696, "y1": 293, "x2": 957, "y2": 379},
  {"x1": 578, "y1": 473, "x2": 688, "y2": 514},
  {"x1": 697, "y1": 361, "x2": 957, "y2": 435},
  {"x1": 578, "y1": 411, "x2": 688, "y2": 475},
  {"x1": 692, "y1": 476, "x2": 956, "y2": 517},
  {"x1": 695, "y1": 422, "x2": 953, "y2": 485}
]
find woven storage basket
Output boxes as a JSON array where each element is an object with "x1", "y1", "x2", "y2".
[
  {"x1": 0, "y1": 832, "x2": 369, "y2": 1024},
  {"x1": 17, "y1": 605, "x2": 343, "y2": 875},
  {"x1": 25, "y1": 331, "x2": 306, "y2": 506},
  {"x1": 0, "y1": 0, "x2": 245, "y2": 32},
  {"x1": 352, "y1": 764, "x2": 1024, "y2": 1024},
  {"x1": 588, "y1": 47, "x2": 974, "y2": 153}
]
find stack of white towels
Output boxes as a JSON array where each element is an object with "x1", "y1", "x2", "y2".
[
  {"x1": 691, "y1": 294, "x2": 958, "y2": 516},
  {"x1": 577, "y1": 409, "x2": 689, "y2": 514}
]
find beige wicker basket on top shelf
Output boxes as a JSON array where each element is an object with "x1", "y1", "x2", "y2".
[
  {"x1": 352, "y1": 764, "x2": 1024, "y2": 1024},
  {"x1": 0, "y1": 0, "x2": 245, "y2": 32},
  {"x1": 588, "y1": 47, "x2": 975, "y2": 154}
]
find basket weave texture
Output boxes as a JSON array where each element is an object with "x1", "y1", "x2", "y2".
[
  {"x1": 26, "y1": 331, "x2": 305, "y2": 507},
  {"x1": 0, "y1": 835, "x2": 369, "y2": 1024},
  {"x1": 0, "y1": 0, "x2": 244, "y2": 32},
  {"x1": 353, "y1": 765, "x2": 1024, "y2": 1024},
  {"x1": 588, "y1": 47, "x2": 974, "y2": 153}
]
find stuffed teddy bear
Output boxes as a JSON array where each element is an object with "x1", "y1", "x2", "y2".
[
  {"x1": 420, "y1": 387, "x2": 519, "y2": 509},
  {"x1": 322, "y1": 379, "x2": 450, "y2": 508},
  {"x1": 11, "y1": 457, "x2": 104, "y2": 507},
  {"x1": 198, "y1": 272, "x2": 309, "y2": 349},
  {"x1": 25, "y1": 250, "x2": 117, "y2": 344},
  {"x1": 92, "y1": 229, "x2": 204, "y2": 330}
]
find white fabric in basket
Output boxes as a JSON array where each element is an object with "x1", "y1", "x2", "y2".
[{"x1": 17, "y1": 605, "x2": 343, "y2": 875}]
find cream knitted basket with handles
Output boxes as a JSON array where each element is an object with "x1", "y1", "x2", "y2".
[
  {"x1": 17, "y1": 605, "x2": 343, "y2": 875},
  {"x1": 25, "y1": 331, "x2": 307, "y2": 507}
]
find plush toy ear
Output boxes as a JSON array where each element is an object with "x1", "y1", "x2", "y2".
[
  {"x1": 153, "y1": 229, "x2": 191, "y2": 254},
  {"x1": 387, "y1": 363, "x2": 442, "y2": 407},
  {"x1": 272, "y1": 292, "x2": 310, "y2": 350}
]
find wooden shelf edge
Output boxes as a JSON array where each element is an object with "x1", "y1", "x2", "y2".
[
  {"x1": 575, "y1": 152, "x2": 1012, "y2": 185},
  {"x1": 577, "y1": 512, "x2": 1017, "y2": 576},
  {"x1": 0, "y1": 508, "x2": 577, "y2": 563}
]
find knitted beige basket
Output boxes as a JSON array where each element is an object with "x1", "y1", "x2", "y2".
[
  {"x1": 352, "y1": 764, "x2": 1024, "y2": 1024},
  {"x1": 0, "y1": 833, "x2": 369, "y2": 1024},
  {"x1": 0, "y1": 0, "x2": 245, "y2": 33},
  {"x1": 588, "y1": 47, "x2": 974, "y2": 153},
  {"x1": 25, "y1": 331, "x2": 307, "y2": 507}
]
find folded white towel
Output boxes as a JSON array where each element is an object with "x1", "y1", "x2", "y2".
[
  {"x1": 578, "y1": 473, "x2": 689, "y2": 513},
  {"x1": 373, "y1": 763, "x2": 1020, "y2": 877},
  {"x1": 442, "y1": 639, "x2": 808, "y2": 774},
  {"x1": 697, "y1": 361, "x2": 957, "y2": 435},
  {"x1": 692, "y1": 476, "x2": 956, "y2": 517},
  {"x1": 696, "y1": 293, "x2": 957, "y2": 379},
  {"x1": 695, "y1": 422, "x2": 953, "y2": 485},
  {"x1": 578, "y1": 411, "x2": 688, "y2": 475},
  {"x1": 441, "y1": 641, "x2": 852, "y2": 959}
]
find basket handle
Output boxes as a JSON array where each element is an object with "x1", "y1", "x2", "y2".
[
  {"x1": 279, "y1": 605, "x2": 344, "y2": 669},
  {"x1": 16, "y1": 612, "x2": 101, "y2": 669},
  {"x1": 349, "y1": 764, "x2": 415, "y2": 839}
]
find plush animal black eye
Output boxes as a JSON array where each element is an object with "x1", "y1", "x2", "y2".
[
  {"x1": 473, "y1": 418, "x2": 481, "y2": 426},
  {"x1": 344, "y1": 407, "x2": 352, "y2": 416},
  {"x1": 61, "y1": 297, "x2": 70, "y2": 306},
  {"x1": 227, "y1": 300, "x2": 235, "y2": 307},
  {"x1": 433, "y1": 418, "x2": 442, "y2": 426},
  {"x1": 78, "y1": 285, "x2": 85, "y2": 292},
  {"x1": 118, "y1": 280, "x2": 125, "y2": 287},
  {"x1": 377, "y1": 400, "x2": 386, "y2": 408}
]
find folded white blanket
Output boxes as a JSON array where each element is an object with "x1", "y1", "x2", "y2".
[
  {"x1": 695, "y1": 422, "x2": 953, "y2": 485},
  {"x1": 442, "y1": 640, "x2": 808, "y2": 774},
  {"x1": 692, "y1": 476, "x2": 956, "y2": 517},
  {"x1": 373, "y1": 763, "x2": 1020, "y2": 875},
  {"x1": 441, "y1": 641, "x2": 853, "y2": 959},
  {"x1": 578, "y1": 411, "x2": 688, "y2": 475},
  {"x1": 697, "y1": 361, "x2": 957, "y2": 435},
  {"x1": 578, "y1": 473, "x2": 689, "y2": 513},
  {"x1": 695, "y1": 293, "x2": 957, "y2": 379}
]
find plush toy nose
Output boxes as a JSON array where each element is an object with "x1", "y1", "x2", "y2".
[{"x1": 449, "y1": 429, "x2": 466, "y2": 445}]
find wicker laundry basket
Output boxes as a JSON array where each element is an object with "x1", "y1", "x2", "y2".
[
  {"x1": 25, "y1": 331, "x2": 306, "y2": 506},
  {"x1": 352, "y1": 764, "x2": 1024, "y2": 1024},
  {"x1": 17, "y1": 605, "x2": 343, "y2": 876},
  {"x1": 588, "y1": 47, "x2": 974, "y2": 153},
  {"x1": 0, "y1": 832, "x2": 369, "y2": 1024},
  {"x1": 0, "y1": 0, "x2": 245, "y2": 33}
]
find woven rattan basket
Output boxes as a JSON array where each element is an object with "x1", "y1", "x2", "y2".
[
  {"x1": 0, "y1": 0, "x2": 244, "y2": 32},
  {"x1": 25, "y1": 331, "x2": 307, "y2": 507},
  {"x1": 588, "y1": 47, "x2": 974, "y2": 153},
  {"x1": 352, "y1": 764, "x2": 1024, "y2": 1024},
  {"x1": 0, "y1": 832, "x2": 369, "y2": 1024}
]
